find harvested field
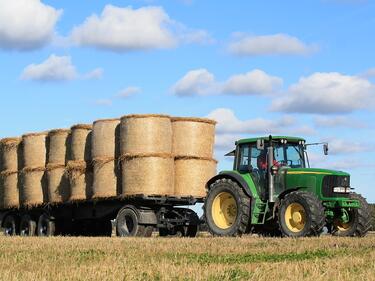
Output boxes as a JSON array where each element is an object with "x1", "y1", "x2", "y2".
[{"x1": 0, "y1": 235, "x2": 374, "y2": 280}]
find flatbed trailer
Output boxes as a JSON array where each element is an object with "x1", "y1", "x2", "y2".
[{"x1": 0, "y1": 195, "x2": 203, "y2": 237}]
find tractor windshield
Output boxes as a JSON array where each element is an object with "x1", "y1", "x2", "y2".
[{"x1": 274, "y1": 143, "x2": 306, "y2": 168}]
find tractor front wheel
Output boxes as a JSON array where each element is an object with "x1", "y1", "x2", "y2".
[
  {"x1": 204, "y1": 178, "x2": 251, "y2": 237},
  {"x1": 278, "y1": 191, "x2": 325, "y2": 237},
  {"x1": 332, "y1": 193, "x2": 371, "y2": 237}
]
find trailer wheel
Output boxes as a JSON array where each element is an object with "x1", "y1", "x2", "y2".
[
  {"x1": 37, "y1": 214, "x2": 55, "y2": 237},
  {"x1": 332, "y1": 193, "x2": 371, "y2": 237},
  {"x1": 3, "y1": 214, "x2": 19, "y2": 236},
  {"x1": 20, "y1": 215, "x2": 36, "y2": 236},
  {"x1": 116, "y1": 207, "x2": 147, "y2": 237}
]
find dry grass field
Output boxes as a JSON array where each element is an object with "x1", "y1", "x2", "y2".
[{"x1": 1, "y1": 234, "x2": 375, "y2": 281}]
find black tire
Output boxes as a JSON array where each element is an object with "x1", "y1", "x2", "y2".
[
  {"x1": 204, "y1": 178, "x2": 251, "y2": 237},
  {"x1": 37, "y1": 214, "x2": 56, "y2": 237},
  {"x1": 332, "y1": 193, "x2": 371, "y2": 237},
  {"x1": 20, "y1": 215, "x2": 36, "y2": 237},
  {"x1": 278, "y1": 191, "x2": 325, "y2": 237},
  {"x1": 116, "y1": 207, "x2": 149, "y2": 237},
  {"x1": 255, "y1": 219, "x2": 282, "y2": 237},
  {"x1": 3, "y1": 215, "x2": 19, "y2": 236}
]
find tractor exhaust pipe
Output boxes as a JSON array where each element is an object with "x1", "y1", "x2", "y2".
[{"x1": 268, "y1": 135, "x2": 275, "y2": 203}]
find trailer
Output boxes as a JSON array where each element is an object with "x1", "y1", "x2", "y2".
[{"x1": 0, "y1": 195, "x2": 202, "y2": 237}]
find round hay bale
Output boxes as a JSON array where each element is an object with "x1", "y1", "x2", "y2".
[
  {"x1": 66, "y1": 161, "x2": 92, "y2": 201},
  {"x1": 70, "y1": 124, "x2": 92, "y2": 161},
  {"x1": 22, "y1": 132, "x2": 47, "y2": 168},
  {"x1": 92, "y1": 119, "x2": 120, "y2": 159},
  {"x1": 48, "y1": 129, "x2": 70, "y2": 165},
  {"x1": 46, "y1": 164, "x2": 69, "y2": 203},
  {"x1": 120, "y1": 114, "x2": 172, "y2": 155},
  {"x1": 172, "y1": 117, "x2": 216, "y2": 158},
  {"x1": 121, "y1": 153, "x2": 174, "y2": 196},
  {"x1": 0, "y1": 170, "x2": 19, "y2": 209},
  {"x1": 0, "y1": 138, "x2": 21, "y2": 171},
  {"x1": 174, "y1": 156, "x2": 217, "y2": 198},
  {"x1": 20, "y1": 167, "x2": 46, "y2": 207},
  {"x1": 91, "y1": 157, "x2": 118, "y2": 199}
]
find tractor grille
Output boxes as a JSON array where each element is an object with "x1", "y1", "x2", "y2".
[{"x1": 322, "y1": 175, "x2": 350, "y2": 198}]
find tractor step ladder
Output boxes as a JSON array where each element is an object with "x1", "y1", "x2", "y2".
[{"x1": 252, "y1": 200, "x2": 269, "y2": 225}]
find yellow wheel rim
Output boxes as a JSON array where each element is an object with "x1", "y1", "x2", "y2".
[
  {"x1": 284, "y1": 203, "x2": 306, "y2": 233},
  {"x1": 334, "y1": 216, "x2": 353, "y2": 232},
  {"x1": 211, "y1": 192, "x2": 237, "y2": 229}
]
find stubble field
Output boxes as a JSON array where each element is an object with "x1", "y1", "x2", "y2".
[{"x1": 0, "y1": 234, "x2": 375, "y2": 281}]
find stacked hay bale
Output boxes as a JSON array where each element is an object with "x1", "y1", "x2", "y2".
[
  {"x1": 172, "y1": 117, "x2": 217, "y2": 198},
  {"x1": 66, "y1": 124, "x2": 92, "y2": 201},
  {"x1": 91, "y1": 119, "x2": 120, "y2": 199},
  {"x1": 120, "y1": 114, "x2": 174, "y2": 196},
  {"x1": 20, "y1": 132, "x2": 47, "y2": 206},
  {"x1": 46, "y1": 129, "x2": 70, "y2": 203},
  {"x1": 0, "y1": 138, "x2": 21, "y2": 209}
]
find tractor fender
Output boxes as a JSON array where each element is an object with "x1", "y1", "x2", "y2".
[{"x1": 206, "y1": 172, "x2": 255, "y2": 199}]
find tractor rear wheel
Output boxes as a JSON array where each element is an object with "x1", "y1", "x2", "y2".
[
  {"x1": 204, "y1": 178, "x2": 251, "y2": 237},
  {"x1": 332, "y1": 193, "x2": 371, "y2": 237},
  {"x1": 278, "y1": 191, "x2": 325, "y2": 237}
]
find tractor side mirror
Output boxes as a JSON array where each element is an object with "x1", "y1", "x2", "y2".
[
  {"x1": 323, "y1": 143, "x2": 329, "y2": 155},
  {"x1": 257, "y1": 139, "x2": 265, "y2": 150}
]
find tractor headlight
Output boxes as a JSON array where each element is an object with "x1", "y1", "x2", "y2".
[{"x1": 333, "y1": 186, "x2": 350, "y2": 193}]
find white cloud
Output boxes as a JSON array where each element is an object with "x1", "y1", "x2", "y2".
[
  {"x1": 207, "y1": 108, "x2": 295, "y2": 135},
  {"x1": 215, "y1": 134, "x2": 241, "y2": 151},
  {"x1": 21, "y1": 54, "x2": 102, "y2": 82},
  {"x1": 228, "y1": 33, "x2": 317, "y2": 56},
  {"x1": 325, "y1": 138, "x2": 371, "y2": 155},
  {"x1": 117, "y1": 86, "x2": 141, "y2": 98},
  {"x1": 314, "y1": 116, "x2": 365, "y2": 128},
  {"x1": 0, "y1": 0, "x2": 62, "y2": 50},
  {"x1": 172, "y1": 69, "x2": 282, "y2": 96},
  {"x1": 361, "y1": 68, "x2": 375, "y2": 78},
  {"x1": 70, "y1": 5, "x2": 209, "y2": 51},
  {"x1": 271, "y1": 72, "x2": 375, "y2": 114},
  {"x1": 95, "y1": 99, "x2": 112, "y2": 106}
]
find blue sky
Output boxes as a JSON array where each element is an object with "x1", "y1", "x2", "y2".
[{"x1": 0, "y1": 0, "x2": 374, "y2": 201}]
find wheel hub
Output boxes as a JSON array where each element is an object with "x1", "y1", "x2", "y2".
[
  {"x1": 285, "y1": 203, "x2": 306, "y2": 233},
  {"x1": 211, "y1": 192, "x2": 237, "y2": 229}
]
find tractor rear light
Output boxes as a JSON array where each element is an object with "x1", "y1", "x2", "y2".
[{"x1": 333, "y1": 187, "x2": 350, "y2": 193}]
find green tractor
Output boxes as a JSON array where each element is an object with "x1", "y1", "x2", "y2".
[{"x1": 204, "y1": 136, "x2": 371, "y2": 237}]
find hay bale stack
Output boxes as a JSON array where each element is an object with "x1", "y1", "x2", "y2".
[
  {"x1": 174, "y1": 157, "x2": 217, "y2": 198},
  {"x1": 46, "y1": 164, "x2": 69, "y2": 203},
  {"x1": 70, "y1": 124, "x2": 92, "y2": 162},
  {"x1": 22, "y1": 132, "x2": 47, "y2": 168},
  {"x1": 48, "y1": 129, "x2": 70, "y2": 165},
  {"x1": 0, "y1": 138, "x2": 21, "y2": 171},
  {"x1": 120, "y1": 114, "x2": 172, "y2": 155},
  {"x1": 91, "y1": 119, "x2": 120, "y2": 199},
  {"x1": 91, "y1": 158, "x2": 118, "y2": 198},
  {"x1": 172, "y1": 117, "x2": 216, "y2": 158},
  {"x1": 66, "y1": 161, "x2": 92, "y2": 201},
  {"x1": 0, "y1": 170, "x2": 19, "y2": 209},
  {"x1": 121, "y1": 153, "x2": 174, "y2": 196},
  {"x1": 20, "y1": 167, "x2": 46, "y2": 206}
]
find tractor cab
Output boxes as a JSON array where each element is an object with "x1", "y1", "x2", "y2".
[{"x1": 204, "y1": 135, "x2": 371, "y2": 238}]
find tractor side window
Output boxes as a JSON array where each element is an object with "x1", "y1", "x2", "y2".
[
  {"x1": 286, "y1": 145, "x2": 305, "y2": 168},
  {"x1": 238, "y1": 145, "x2": 250, "y2": 172},
  {"x1": 274, "y1": 146, "x2": 286, "y2": 165}
]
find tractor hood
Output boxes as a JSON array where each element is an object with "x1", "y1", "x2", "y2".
[{"x1": 285, "y1": 168, "x2": 350, "y2": 177}]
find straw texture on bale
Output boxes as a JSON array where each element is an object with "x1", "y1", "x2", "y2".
[
  {"x1": 70, "y1": 124, "x2": 92, "y2": 161},
  {"x1": 120, "y1": 153, "x2": 174, "y2": 196},
  {"x1": 92, "y1": 119, "x2": 120, "y2": 159},
  {"x1": 174, "y1": 156, "x2": 217, "y2": 197},
  {"x1": 0, "y1": 170, "x2": 19, "y2": 209},
  {"x1": 48, "y1": 129, "x2": 70, "y2": 165},
  {"x1": 120, "y1": 114, "x2": 172, "y2": 155},
  {"x1": 172, "y1": 117, "x2": 216, "y2": 158},
  {"x1": 20, "y1": 167, "x2": 46, "y2": 207},
  {"x1": 91, "y1": 157, "x2": 118, "y2": 199},
  {"x1": 66, "y1": 161, "x2": 92, "y2": 201},
  {"x1": 0, "y1": 138, "x2": 21, "y2": 171},
  {"x1": 22, "y1": 132, "x2": 47, "y2": 168},
  {"x1": 46, "y1": 164, "x2": 69, "y2": 203}
]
